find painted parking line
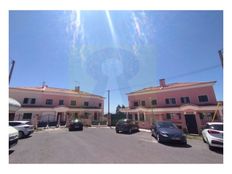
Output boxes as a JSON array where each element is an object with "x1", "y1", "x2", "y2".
[{"x1": 139, "y1": 137, "x2": 158, "y2": 143}]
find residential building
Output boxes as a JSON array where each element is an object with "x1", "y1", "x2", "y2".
[
  {"x1": 120, "y1": 79, "x2": 223, "y2": 134},
  {"x1": 9, "y1": 85, "x2": 105, "y2": 128}
]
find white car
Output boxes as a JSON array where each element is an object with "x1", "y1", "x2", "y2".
[
  {"x1": 9, "y1": 121, "x2": 34, "y2": 138},
  {"x1": 9, "y1": 126, "x2": 18, "y2": 148},
  {"x1": 202, "y1": 122, "x2": 223, "y2": 149}
]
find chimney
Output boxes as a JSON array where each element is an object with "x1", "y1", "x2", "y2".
[
  {"x1": 159, "y1": 79, "x2": 166, "y2": 87},
  {"x1": 75, "y1": 86, "x2": 80, "y2": 92}
]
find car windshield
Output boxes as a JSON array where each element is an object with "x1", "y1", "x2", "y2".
[
  {"x1": 209, "y1": 124, "x2": 223, "y2": 131},
  {"x1": 158, "y1": 122, "x2": 177, "y2": 129}
]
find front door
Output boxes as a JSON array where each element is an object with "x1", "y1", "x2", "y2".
[{"x1": 185, "y1": 114, "x2": 198, "y2": 134}]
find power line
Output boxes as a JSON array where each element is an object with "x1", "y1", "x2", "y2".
[
  {"x1": 107, "y1": 64, "x2": 221, "y2": 92},
  {"x1": 166, "y1": 64, "x2": 221, "y2": 81}
]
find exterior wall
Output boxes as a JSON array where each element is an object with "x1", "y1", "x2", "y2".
[
  {"x1": 123, "y1": 84, "x2": 222, "y2": 133},
  {"x1": 9, "y1": 89, "x2": 104, "y2": 109},
  {"x1": 9, "y1": 88, "x2": 104, "y2": 128},
  {"x1": 125, "y1": 109, "x2": 222, "y2": 134},
  {"x1": 128, "y1": 86, "x2": 217, "y2": 108}
]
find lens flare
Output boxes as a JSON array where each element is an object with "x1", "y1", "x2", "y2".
[{"x1": 105, "y1": 11, "x2": 118, "y2": 45}]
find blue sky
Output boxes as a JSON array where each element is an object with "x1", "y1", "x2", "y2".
[{"x1": 9, "y1": 11, "x2": 223, "y2": 113}]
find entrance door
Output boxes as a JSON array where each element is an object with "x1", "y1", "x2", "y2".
[{"x1": 184, "y1": 114, "x2": 198, "y2": 134}]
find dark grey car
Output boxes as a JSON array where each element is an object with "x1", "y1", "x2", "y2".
[
  {"x1": 151, "y1": 121, "x2": 187, "y2": 145},
  {"x1": 115, "y1": 119, "x2": 139, "y2": 134}
]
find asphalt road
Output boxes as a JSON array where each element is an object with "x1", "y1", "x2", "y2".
[{"x1": 9, "y1": 127, "x2": 223, "y2": 164}]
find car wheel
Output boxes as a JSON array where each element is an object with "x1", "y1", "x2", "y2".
[
  {"x1": 202, "y1": 136, "x2": 206, "y2": 143},
  {"x1": 19, "y1": 131, "x2": 24, "y2": 139},
  {"x1": 128, "y1": 128, "x2": 132, "y2": 134},
  {"x1": 157, "y1": 134, "x2": 161, "y2": 143},
  {"x1": 182, "y1": 141, "x2": 187, "y2": 146}
]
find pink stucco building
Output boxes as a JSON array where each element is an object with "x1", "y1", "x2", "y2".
[
  {"x1": 9, "y1": 85, "x2": 105, "y2": 128},
  {"x1": 121, "y1": 79, "x2": 223, "y2": 134}
]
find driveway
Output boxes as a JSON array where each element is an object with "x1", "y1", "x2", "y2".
[{"x1": 9, "y1": 127, "x2": 223, "y2": 163}]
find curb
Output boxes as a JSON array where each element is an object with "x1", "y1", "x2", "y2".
[{"x1": 108, "y1": 126, "x2": 151, "y2": 133}]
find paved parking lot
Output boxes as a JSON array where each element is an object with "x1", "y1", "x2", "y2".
[{"x1": 9, "y1": 127, "x2": 223, "y2": 163}]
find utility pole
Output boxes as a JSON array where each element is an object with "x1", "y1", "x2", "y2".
[
  {"x1": 218, "y1": 49, "x2": 223, "y2": 68},
  {"x1": 9, "y1": 59, "x2": 15, "y2": 84},
  {"x1": 107, "y1": 90, "x2": 110, "y2": 126}
]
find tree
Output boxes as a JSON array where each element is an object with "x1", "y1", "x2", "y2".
[{"x1": 116, "y1": 105, "x2": 121, "y2": 113}]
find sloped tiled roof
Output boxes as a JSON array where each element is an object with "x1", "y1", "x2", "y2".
[
  {"x1": 10, "y1": 86, "x2": 104, "y2": 99},
  {"x1": 128, "y1": 81, "x2": 216, "y2": 95}
]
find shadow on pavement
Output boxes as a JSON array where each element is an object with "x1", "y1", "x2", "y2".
[
  {"x1": 116, "y1": 130, "x2": 140, "y2": 135},
  {"x1": 161, "y1": 142, "x2": 192, "y2": 148},
  {"x1": 20, "y1": 135, "x2": 32, "y2": 140},
  {"x1": 210, "y1": 147, "x2": 223, "y2": 154},
  {"x1": 9, "y1": 150, "x2": 14, "y2": 155}
]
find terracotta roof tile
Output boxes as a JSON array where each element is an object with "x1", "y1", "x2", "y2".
[
  {"x1": 10, "y1": 86, "x2": 104, "y2": 98},
  {"x1": 128, "y1": 81, "x2": 216, "y2": 95}
]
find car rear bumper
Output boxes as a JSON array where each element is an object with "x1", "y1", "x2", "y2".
[
  {"x1": 209, "y1": 139, "x2": 223, "y2": 148},
  {"x1": 69, "y1": 125, "x2": 83, "y2": 131}
]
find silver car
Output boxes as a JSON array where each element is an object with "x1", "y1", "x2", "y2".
[{"x1": 9, "y1": 121, "x2": 34, "y2": 138}]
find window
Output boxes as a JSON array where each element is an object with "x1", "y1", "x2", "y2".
[
  {"x1": 84, "y1": 102, "x2": 89, "y2": 107},
  {"x1": 74, "y1": 113, "x2": 78, "y2": 119},
  {"x1": 128, "y1": 114, "x2": 133, "y2": 120},
  {"x1": 134, "y1": 114, "x2": 138, "y2": 121},
  {"x1": 23, "y1": 113, "x2": 32, "y2": 120},
  {"x1": 165, "y1": 98, "x2": 176, "y2": 105},
  {"x1": 84, "y1": 112, "x2": 89, "y2": 119},
  {"x1": 23, "y1": 98, "x2": 29, "y2": 104},
  {"x1": 199, "y1": 113, "x2": 205, "y2": 120},
  {"x1": 166, "y1": 113, "x2": 171, "y2": 120},
  {"x1": 139, "y1": 113, "x2": 145, "y2": 121},
  {"x1": 23, "y1": 98, "x2": 36, "y2": 104},
  {"x1": 59, "y1": 100, "x2": 64, "y2": 105},
  {"x1": 46, "y1": 99, "x2": 53, "y2": 105},
  {"x1": 94, "y1": 112, "x2": 98, "y2": 120},
  {"x1": 70, "y1": 100, "x2": 76, "y2": 106},
  {"x1": 31, "y1": 98, "x2": 36, "y2": 104},
  {"x1": 181, "y1": 97, "x2": 190, "y2": 104},
  {"x1": 166, "y1": 113, "x2": 180, "y2": 120},
  {"x1": 141, "y1": 101, "x2": 145, "y2": 106},
  {"x1": 151, "y1": 99, "x2": 157, "y2": 105},
  {"x1": 134, "y1": 101, "x2": 139, "y2": 107},
  {"x1": 198, "y1": 95, "x2": 208, "y2": 102},
  {"x1": 99, "y1": 103, "x2": 102, "y2": 108}
]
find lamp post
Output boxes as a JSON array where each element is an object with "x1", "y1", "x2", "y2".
[{"x1": 9, "y1": 59, "x2": 15, "y2": 84}]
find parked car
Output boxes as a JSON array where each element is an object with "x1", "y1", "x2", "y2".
[
  {"x1": 9, "y1": 121, "x2": 34, "y2": 138},
  {"x1": 202, "y1": 122, "x2": 223, "y2": 149},
  {"x1": 69, "y1": 119, "x2": 83, "y2": 131},
  {"x1": 9, "y1": 126, "x2": 18, "y2": 149},
  {"x1": 151, "y1": 121, "x2": 187, "y2": 145},
  {"x1": 115, "y1": 119, "x2": 139, "y2": 134}
]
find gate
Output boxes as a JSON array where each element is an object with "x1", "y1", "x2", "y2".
[{"x1": 184, "y1": 114, "x2": 198, "y2": 134}]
